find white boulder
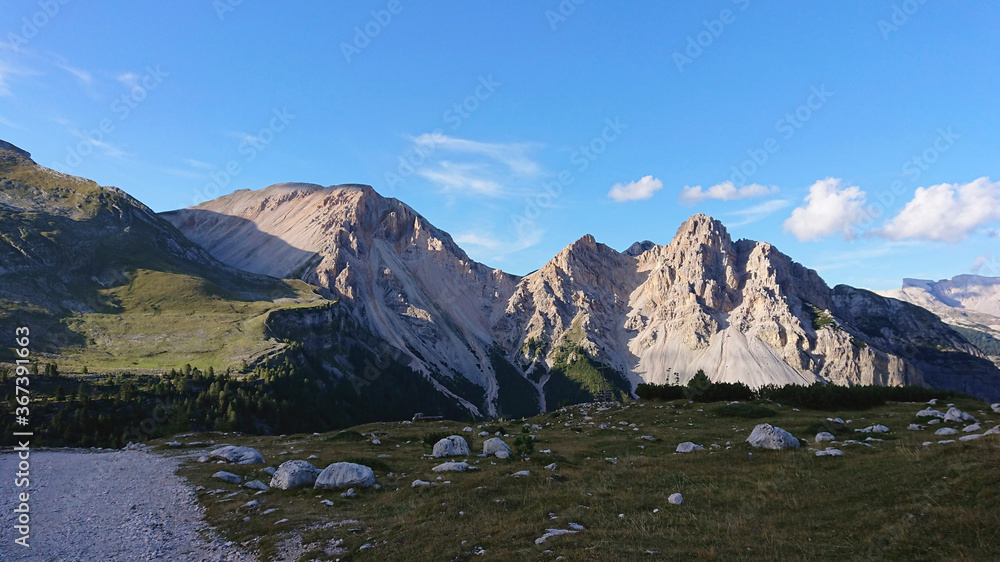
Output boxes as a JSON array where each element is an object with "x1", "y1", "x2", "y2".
[
  {"x1": 314, "y1": 462, "x2": 376, "y2": 489},
  {"x1": 944, "y1": 408, "x2": 976, "y2": 423},
  {"x1": 432, "y1": 436, "x2": 470, "y2": 458},
  {"x1": 511, "y1": 470, "x2": 531, "y2": 477},
  {"x1": 815, "y1": 432, "x2": 836, "y2": 443},
  {"x1": 916, "y1": 408, "x2": 944, "y2": 419},
  {"x1": 815, "y1": 448, "x2": 843, "y2": 457},
  {"x1": 907, "y1": 424, "x2": 922, "y2": 431},
  {"x1": 746, "y1": 424, "x2": 800, "y2": 450},
  {"x1": 483, "y1": 437, "x2": 512, "y2": 458},
  {"x1": 963, "y1": 423, "x2": 981, "y2": 433},
  {"x1": 411, "y1": 479, "x2": 431, "y2": 487},
  {"x1": 668, "y1": 493, "x2": 683, "y2": 505},
  {"x1": 934, "y1": 427, "x2": 958, "y2": 436},
  {"x1": 209, "y1": 446, "x2": 264, "y2": 465},
  {"x1": 675, "y1": 442, "x2": 704, "y2": 453},
  {"x1": 959, "y1": 434, "x2": 983, "y2": 441},
  {"x1": 991, "y1": 403, "x2": 1000, "y2": 414},
  {"x1": 270, "y1": 460, "x2": 320, "y2": 490}
]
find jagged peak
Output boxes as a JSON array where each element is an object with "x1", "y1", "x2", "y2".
[{"x1": 670, "y1": 213, "x2": 732, "y2": 250}]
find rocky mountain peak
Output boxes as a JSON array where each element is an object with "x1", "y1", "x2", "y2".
[{"x1": 0, "y1": 139, "x2": 32, "y2": 161}]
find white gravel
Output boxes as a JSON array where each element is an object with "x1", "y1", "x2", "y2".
[{"x1": 0, "y1": 449, "x2": 254, "y2": 561}]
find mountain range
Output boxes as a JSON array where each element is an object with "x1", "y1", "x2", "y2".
[{"x1": 3, "y1": 139, "x2": 999, "y2": 419}]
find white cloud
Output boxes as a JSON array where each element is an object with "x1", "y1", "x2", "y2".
[
  {"x1": 607, "y1": 175, "x2": 663, "y2": 202},
  {"x1": 679, "y1": 181, "x2": 778, "y2": 203},
  {"x1": 417, "y1": 161, "x2": 504, "y2": 196},
  {"x1": 727, "y1": 199, "x2": 790, "y2": 227},
  {"x1": 783, "y1": 178, "x2": 868, "y2": 241},
  {"x1": 875, "y1": 177, "x2": 1000, "y2": 243}
]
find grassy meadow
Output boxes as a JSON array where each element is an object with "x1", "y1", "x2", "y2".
[{"x1": 162, "y1": 396, "x2": 1000, "y2": 561}]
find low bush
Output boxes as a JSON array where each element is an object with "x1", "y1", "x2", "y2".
[{"x1": 714, "y1": 403, "x2": 776, "y2": 418}]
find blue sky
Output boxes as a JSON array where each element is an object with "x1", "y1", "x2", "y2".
[{"x1": 2, "y1": 1, "x2": 999, "y2": 290}]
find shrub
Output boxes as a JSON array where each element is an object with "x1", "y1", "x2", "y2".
[
  {"x1": 327, "y1": 430, "x2": 366, "y2": 442},
  {"x1": 513, "y1": 434, "x2": 534, "y2": 457},
  {"x1": 714, "y1": 403, "x2": 776, "y2": 418}
]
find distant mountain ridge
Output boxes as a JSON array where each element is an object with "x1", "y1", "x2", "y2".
[{"x1": 878, "y1": 275, "x2": 1000, "y2": 363}]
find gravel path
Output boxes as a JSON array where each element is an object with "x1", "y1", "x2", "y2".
[{"x1": 0, "y1": 449, "x2": 255, "y2": 561}]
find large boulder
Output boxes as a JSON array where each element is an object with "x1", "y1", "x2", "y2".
[
  {"x1": 315, "y1": 462, "x2": 376, "y2": 490},
  {"x1": 270, "y1": 460, "x2": 321, "y2": 490},
  {"x1": 209, "y1": 445, "x2": 264, "y2": 465},
  {"x1": 916, "y1": 408, "x2": 944, "y2": 419},
  {"x1": 991, "y1": 403, "x2": 1000, "y2": 414},
  {"x1": 483, "y1": 437, "x2": 512, "y2": 458},
  {"x1": 746, "y1": 424, "x2": 800, "y2": 450},
  {"x1": 432, "y1": 436, "x2": 470, "y2": 458},
  {"x1": 815, "y1": 432, "x2": 836, "y2": 443}
]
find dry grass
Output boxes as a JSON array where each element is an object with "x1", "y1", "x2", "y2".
[{"x1": 163, "y1": 397, "x2": 1000, "y2": 561}]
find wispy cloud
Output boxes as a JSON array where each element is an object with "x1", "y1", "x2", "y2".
[
  {"x1": 727, "y1": 199, "x2": 790, "y2": 227},
  {"x1": 185, "y1": 158, "x2": 215, "y2": 170},
  {"x1": 0, "y1": 114, "x2": 26, "y2": 131},
  {"x1": 453, "y1": 227, "x2": 544, "y2": 256},
  {"x1": 407, "y1": 133, "x2": 545, "y2": 199},
  {"x1": 811, "y1": 241, "x2": 918, "y2": 273},
  {"x1": 417, "y1": 161, "x2": 504, "y2": 197},
  {"x1": 411, "y1": 134, "x2": 541, "y2": 176},
  {"x1": 679, "y1": 181, "x2": 778, "y2": 203},
  {"x1": 71, "y1": 129, "x2": 127, "y2": 158},
  {"x1": 607, "y1": 175, "x2": 663, "y2": 202}
]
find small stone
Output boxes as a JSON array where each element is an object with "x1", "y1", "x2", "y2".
[
  {"x1": 668, "y1": 493, "x2": 683, "y2": 505},
  {"x1": 411, "y1": 479, "x2": 431, "y2": 487},
  {"x1": 511, "y1": 470, "x2": 531, "y2": 477},
  {"x1": 544, "y1": 463, "x2": 557, "y2": 471},
  {"x1": 341, "y1": 487, "x2": 356, "y2": 498}
]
